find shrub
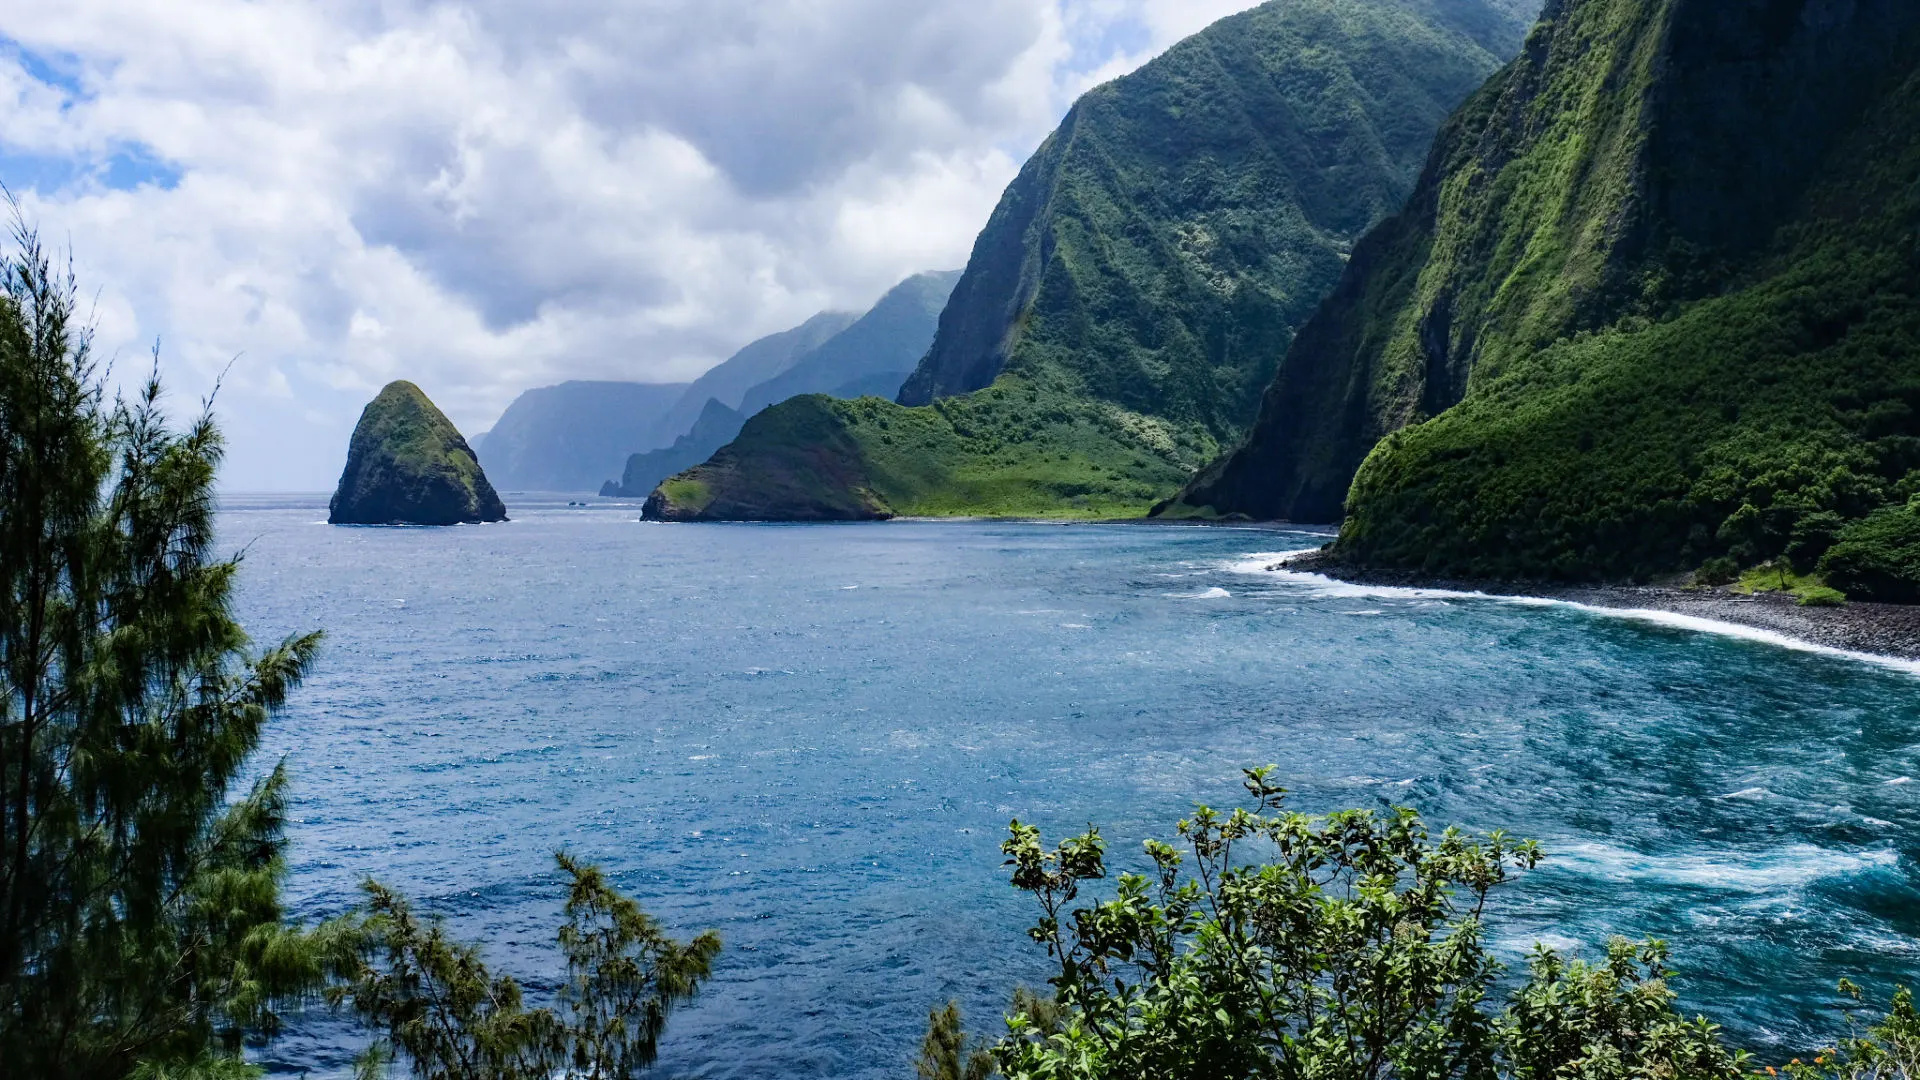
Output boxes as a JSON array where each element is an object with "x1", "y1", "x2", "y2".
[
  {"x1": 1799, "y1": 585, "x2": 1849, "y2": 607},
  {"x1": 962, "y1": 768, "x2": 1750, "y2": 1080},
  {"x1": 1697, "y1": 556, "x2": 1741, "y2": 586},
  {"x1": 1820, "y1": 504, "x2": 1920, "y2": 603}
]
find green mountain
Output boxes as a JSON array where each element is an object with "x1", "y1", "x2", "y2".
[
  {"x1": 605, "y1": 271, "x2": 961, "y2": 497},
  {"x1": 478, "y1": 381, "x2": 687, "y2": 492},
  {"x1": 1165, "y1": 0, "x2": 1920, "y2": 596},
  {"x1": 330, "y1": 381, "x2": 507, "y2": 526},
  {"x1": 645, "y1": 0, "x2": 1539, "y2": 522}
]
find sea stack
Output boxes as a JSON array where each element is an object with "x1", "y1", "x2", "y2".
[{"x1": 329, "y1": 381, "x2": 508, "y2": 526}]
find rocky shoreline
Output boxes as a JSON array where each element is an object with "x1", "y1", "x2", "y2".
[{"x1": 1277, "y1": 550, "x2": 1920, "y2": 664}]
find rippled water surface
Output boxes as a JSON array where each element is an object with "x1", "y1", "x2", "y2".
[{"x1": 224, "y1": 496, "x2": 1920, "y2": 1077}]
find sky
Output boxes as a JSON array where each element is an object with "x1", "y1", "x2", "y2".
[{"x1": 0, "y1": 0, "x2": 1265, "y2": 490}]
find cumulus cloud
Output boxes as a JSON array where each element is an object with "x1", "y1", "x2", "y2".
[{"x1": 0, "y1": 0, "x2": 1260, "y2": 489}]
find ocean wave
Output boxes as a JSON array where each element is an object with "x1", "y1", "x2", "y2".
[
  {"x1": 1227, "y1": 552, "x2": 1920, "y2": 675},
  {"x1": 1547, "y1": 840, "x2": 1898, "y2": 893}
]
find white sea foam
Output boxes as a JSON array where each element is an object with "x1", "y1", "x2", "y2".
[
  {"x1": 1225, "y1": 552, "x2": 1920, "y2": 675},
  {"x1": 1716, "y1": 787, "x2": 1771, "y2": 801},
  {"x1": 1549, "y1": 840, "x2": 1897, "y2": 892},
  {"x1": 1169, "y1": 587, "x2": 1233, "y2": 600}
]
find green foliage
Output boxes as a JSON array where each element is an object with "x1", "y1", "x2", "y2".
[
  {"x1": 1798, "y1": 586, "x2": 1849, "y2": 608},
  {"x1": 325, "y1": 852, "x2": 720, "y2": 1080},
  {"x1": 1501, "y1": 940, "x2": 1743, "y2": 1080},
  {"x1": 658, "y1": 0, "x2": 1535, "y2": 521},
  {"x1": 1819, "y1": 504, "x2": 1920, "y2": 603},
  {"x1": 1695, "y1": 558, "x2": 1740, "y2": 587},
  {"x1": 917, "y1": 1001, "x2": 996, "y2": 1080},
  {"x1": 963, "y1": 768, "x2": 1750, "y2": 1080},
  {"x1": 0, "y1": 215, "x2": 327, "y2": 1077},
  {"x1": 1728, "y1": 561, "x2": 1841, "y2": 606},
  {"x1": 1780, "y1": 982, "x2": 1920, "y2": 1080}
]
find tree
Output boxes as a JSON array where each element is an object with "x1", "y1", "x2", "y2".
[
  {"x1": 325, "y1": 852, "x2": 721, "y2": 1080},
  {"x1": 917, "y1": 1001, "x2": 996, "y2": 1080},
  {"x1": 0, "y1": 214, "x2": 326, "y2": 1077},
  {"x1": 973, "y1": 768, "x2": 1752, "y2": 1080}
]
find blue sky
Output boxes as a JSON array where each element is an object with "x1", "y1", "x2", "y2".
[{"x1": 0, "y1": 1, "x2": 1262, "y2": 490}]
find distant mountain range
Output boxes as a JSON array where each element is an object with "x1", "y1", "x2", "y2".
[
  {"x1": 600, "y1": 271, "x2": 960, "y2": 498},
  {"x1": 472, "y1": 270, "x2": 955, "y2": 495},
  {"x1": 476, "y1": 382, "x2": 687, "y2": 492}
]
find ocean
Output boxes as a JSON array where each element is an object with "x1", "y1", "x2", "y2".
[{"x1": 222, "y1": 495, "x2": 1920, "y2": 1078}]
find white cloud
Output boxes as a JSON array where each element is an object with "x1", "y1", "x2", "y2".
[{"x1": 0, "y1": 0, "x2": 1261, "y2": 490}]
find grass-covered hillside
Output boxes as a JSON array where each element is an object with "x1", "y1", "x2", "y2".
[
  {"x1": 647, "y1": 0, "x2": 1540, "y2": 521},
  {"x1": 1168, "y1": 0, "x2": 1920, "y2": 599}
]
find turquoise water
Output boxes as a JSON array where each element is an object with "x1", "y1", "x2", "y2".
[{"x1": 224, "y1": 496, "x2": 1920, "y2": 1078}]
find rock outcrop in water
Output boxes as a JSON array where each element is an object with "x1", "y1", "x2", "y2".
[{"x1": 330, "y1": 381, "x2": 508, "y2": 526}]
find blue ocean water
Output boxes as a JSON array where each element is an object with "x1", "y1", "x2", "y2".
[{"x1": 223, "y1": 496, "x2": 1920, "y2": 1078}]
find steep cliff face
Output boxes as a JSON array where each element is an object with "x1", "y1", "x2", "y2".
[
  {"x1": 1173, "y1": 0, "x2": 1920, "y2": 587},
  {"x1": 649, "y1": 0, "x2": 1540, "y2": 521},
  {"x1": 330, "y1": 382, "x2": 507, "y2": 526},
  {"x1": 899, "y1": 0, "x2": 1536, "y2": 434}
]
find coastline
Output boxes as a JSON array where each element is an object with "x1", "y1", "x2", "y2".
[{"x1": 1276, "y1": 550, "x2": 1920, "y2": 665}]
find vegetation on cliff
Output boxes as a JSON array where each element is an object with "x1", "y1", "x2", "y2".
[
  {"x1": 1172, "y1": 0, "x2": 1920, "y2": 599},
  {"x1": 649, "y1": 0, "x2": 1538, "y2": 521},
  {"x1": 330, "y1": 381, "x2": 507, "y2": 526}
]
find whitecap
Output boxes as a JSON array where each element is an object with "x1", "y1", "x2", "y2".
[
  {"x1": 1888, "y1": 777, "x2": 1914, "y2": 785},
  {"x1": 1716, "y1": 787, "x2": 1771, "y2": 801},
  {"x1": 1231, "y1": 554, "x2": 1920, "y2": 676},
  {"x1": 1168, "y1": 587, "x2": 1232, "y2": 600},
  {"x1": 1549, "y1": 840, "x2": 1898, "y2": 892}
]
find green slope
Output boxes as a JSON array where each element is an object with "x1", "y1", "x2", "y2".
[
  {"x1": 1168, "y1": 0, "x2": 1920, "y2": 594},
  {"x1": 647, "y1": 0, "x2": 1539, "y2": 522}
]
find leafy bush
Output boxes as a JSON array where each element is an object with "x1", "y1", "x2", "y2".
[
  {"x1": 1697, "y1": 557, "x2": 1741, "y2": 586},
  {"x1": 1820, "y1": 504, "x2": 1920, "y2": 602},
  {"x1": 1799, "y1": 586, "x2": 1850, "y2": 607},
  {"x1": 954, "y1": 768, "x2": 1750, "y2": 1080},
  {"x1": 325, "y1": 853, "x2": 720, "y2": 1080}
]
